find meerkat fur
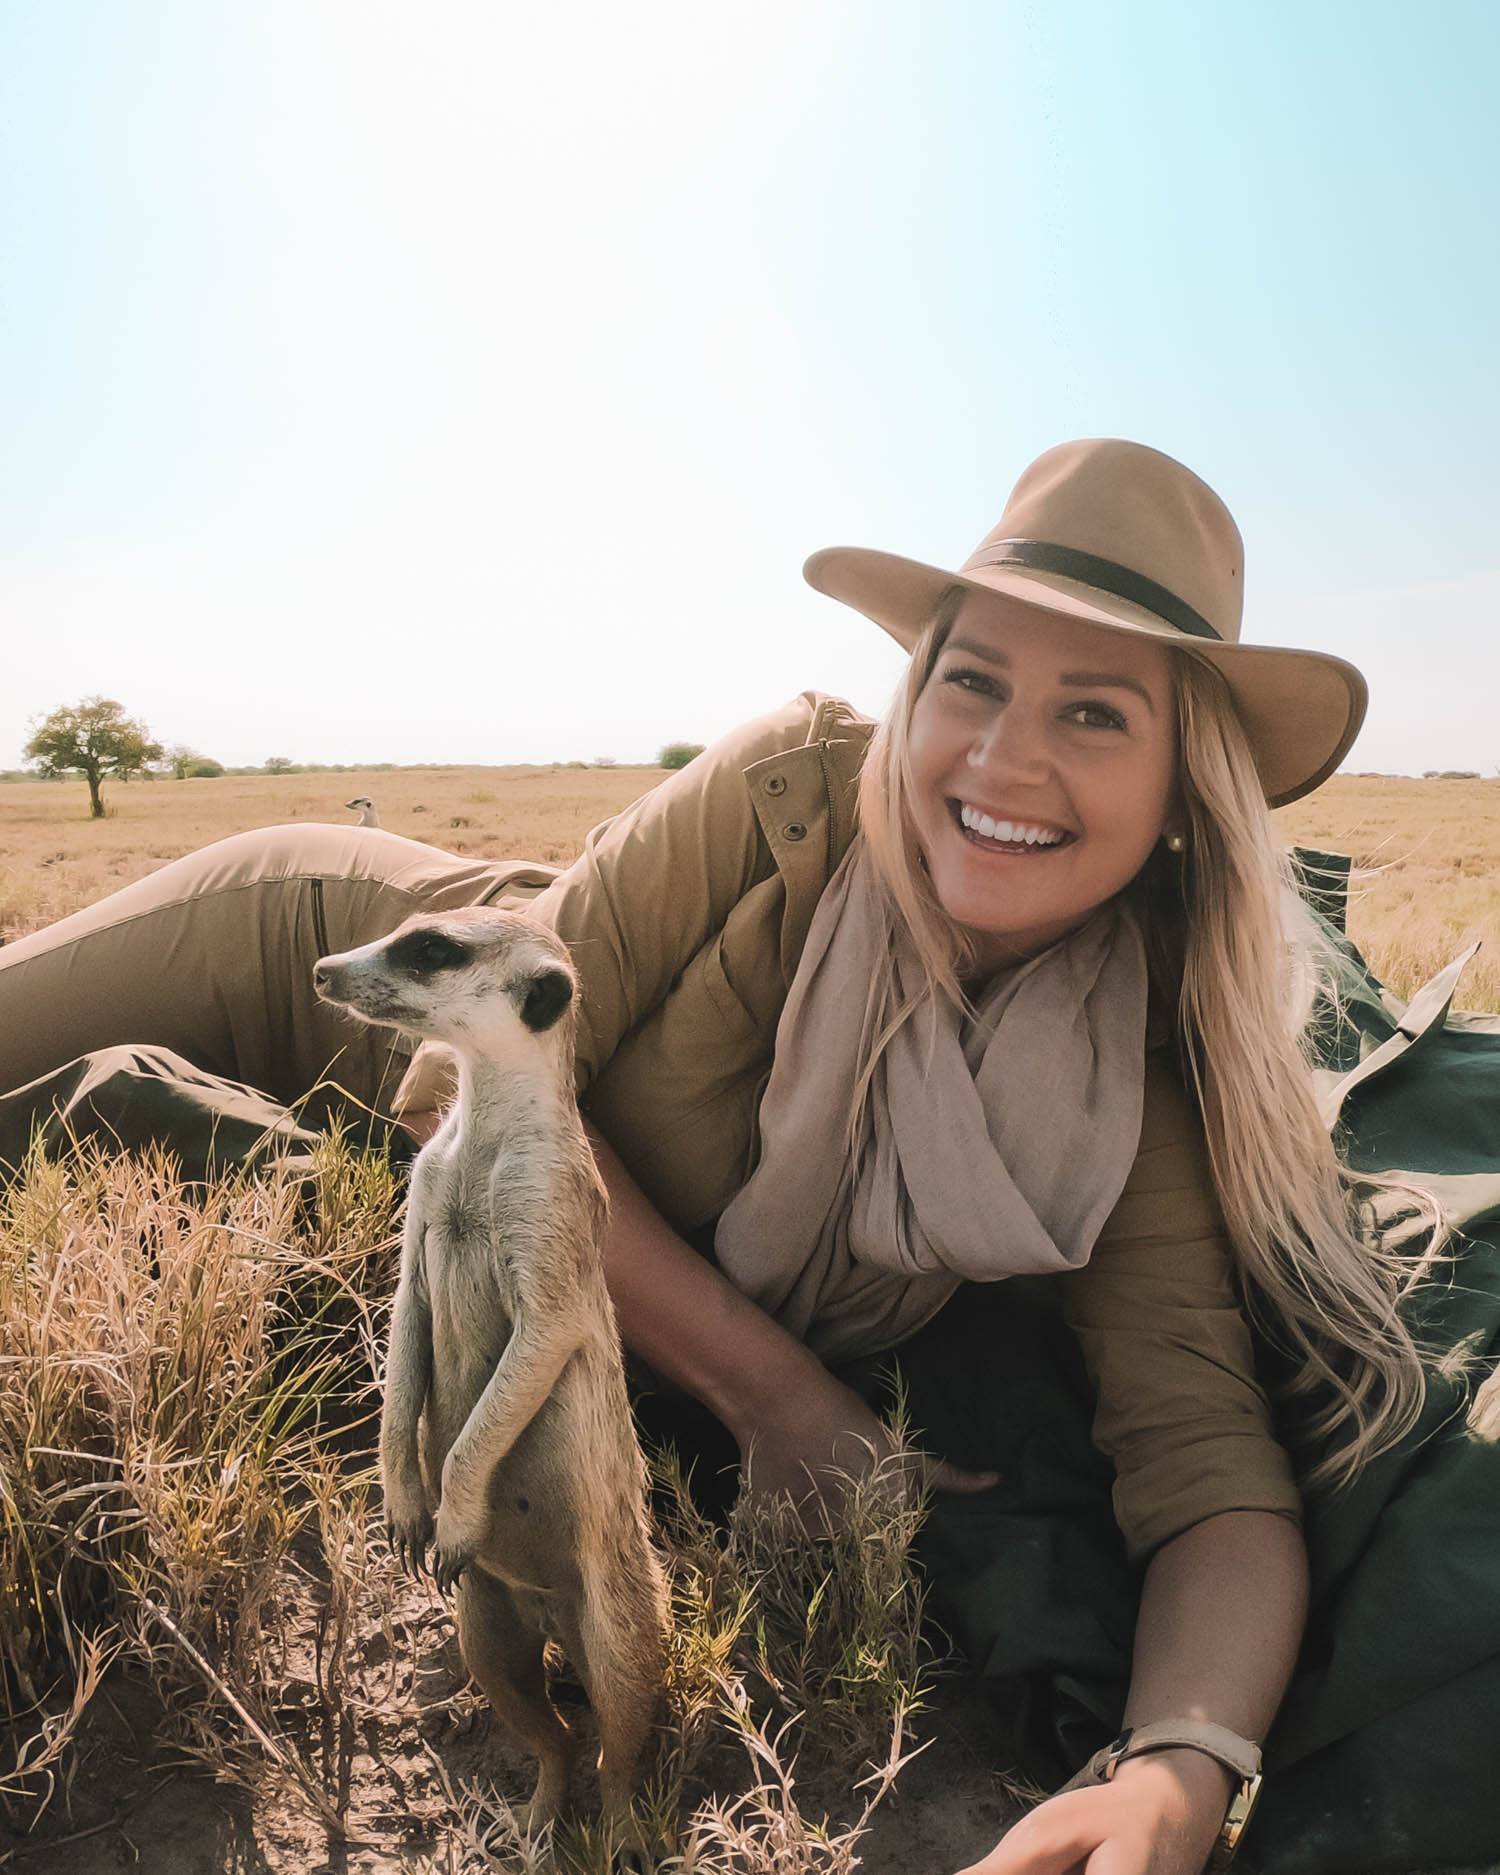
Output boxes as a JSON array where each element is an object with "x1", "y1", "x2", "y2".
[{"x1": 314, "y1": 907, "x2": 669, "y2": 1832}]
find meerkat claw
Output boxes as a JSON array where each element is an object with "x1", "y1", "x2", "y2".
[
  {"x1": 387, "y1": 1510, "x2": 433, "y2": 1577},
  {"x1": 431, "y1": 1543, "x2": 471, "y2": 1594}
]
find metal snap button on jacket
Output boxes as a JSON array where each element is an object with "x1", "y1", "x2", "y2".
[
  {"x1": 764, "y1": 774, "x2": 787, "y2": 796},
  {"x1": 784, "y1": 822, "x2": 807, "y2": 841}
]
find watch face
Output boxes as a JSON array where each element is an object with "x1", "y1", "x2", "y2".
[{"x1": 1222, "y1": 1771, "x2": 1263, "y2": 1852}]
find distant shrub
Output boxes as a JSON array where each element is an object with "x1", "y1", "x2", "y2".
[
  {"x1": 659, "y1": 741, "x2": 706, "y2": 770},
  {"x1": 1423, "y1": 769, "x2": 1480, "y2": 780},
  {"x1": 182, "y1": 758, "x2": 225, "y2": 779},
  {"x1": 263, "y1": 756, "x2": 295, "y2": 774},
  {"x1": 592, "y1": 755, "x2": 618, "y2": 768}
]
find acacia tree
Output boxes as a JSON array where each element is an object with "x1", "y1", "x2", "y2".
[{"x1": 24, "y1": 696, "x2": 163, "y2": 818}]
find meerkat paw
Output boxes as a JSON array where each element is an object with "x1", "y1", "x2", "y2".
[
  {"x1": 430, "y1": 1503, "x2": 483, "y2": 1593},
  {"x1": 384, "y1": 1493, "x2": 434, "y2": 1577}
]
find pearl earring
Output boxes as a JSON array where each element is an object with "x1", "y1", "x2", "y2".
[{"x1": 1166, "y1": 831, "x2": 1186, "y2": 854}]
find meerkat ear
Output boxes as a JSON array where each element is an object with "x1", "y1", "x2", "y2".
[{"x1": 520, "y1": 966, "x2": 573, "y2": 1033}]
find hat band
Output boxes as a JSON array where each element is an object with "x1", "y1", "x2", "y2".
[{"x1": 966, "y1": 539, "x2": 1223, "y2": 643}]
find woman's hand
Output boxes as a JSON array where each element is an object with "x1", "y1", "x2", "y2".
[
  {"x1": 955, "y1": 1750, "x2": 1233, "y2": 1875},
  {"x1": 729, "y1": 1355, "x2": 998, "y2": 1534}
]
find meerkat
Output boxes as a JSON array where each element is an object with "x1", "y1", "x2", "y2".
[
  {"x1": 313, "y1": 907, "x2": 669, "y2": 1832},
  {"x1": 345, "y1": 796, "x2": 381, "y2": 828}
]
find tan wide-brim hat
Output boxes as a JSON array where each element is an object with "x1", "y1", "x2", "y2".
[{"x1": 804, "y1": 438, "x2": 1367, "y2": 807}]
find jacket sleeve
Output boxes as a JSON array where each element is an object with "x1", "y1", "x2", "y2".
[
  {"x1": 1061, "y1": 1048, "x2": 1302, "y2": 1563},
  {"x1": 529, "y1": 695, "x2": 838, "y2": 1095}
]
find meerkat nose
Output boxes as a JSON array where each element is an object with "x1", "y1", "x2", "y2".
[{"x1": 313, "y1": 960, "x2": 334, "y2": 993}]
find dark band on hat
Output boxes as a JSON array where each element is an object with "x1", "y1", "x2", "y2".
[{"x1": 968, "y1": 539, "x2": 1223, "y2": 643}]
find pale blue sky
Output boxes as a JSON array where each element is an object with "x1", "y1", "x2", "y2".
[{"x1": 3, "y1": 1, "x2": 1497, "y2": 771}]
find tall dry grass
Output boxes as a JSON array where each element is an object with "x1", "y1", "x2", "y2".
[
  {"x1": 0, "y1": 1135, "x2": 403, "y2": 1826},
  {"x1": 1, "y1": 1130, "x2": 942, "y2": 1864}
]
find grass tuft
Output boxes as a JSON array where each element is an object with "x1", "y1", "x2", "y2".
[{"x1": 0, "y1": 1136, "x2": 399, "y2": 1826}]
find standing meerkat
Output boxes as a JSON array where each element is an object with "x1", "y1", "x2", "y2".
[{"x1": 313, "y1": 907, "x2": 669, "y2": 1831}]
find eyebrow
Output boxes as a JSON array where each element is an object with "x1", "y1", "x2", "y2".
[{"x1": 944, "y1": 638, "x2": 1158, "y2": 716}]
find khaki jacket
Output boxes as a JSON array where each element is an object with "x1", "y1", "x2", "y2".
[{"x1": 403, "y1": 691, "x2": 1299, "y2": 1559}]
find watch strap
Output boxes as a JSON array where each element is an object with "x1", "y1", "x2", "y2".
[
  {"x1": 1057, "y1": 1720, "x2": 1263, "y2": 1865},
  {"x1": 1092, "y1": 1719, "x2": 1261, "y2": 1783}
]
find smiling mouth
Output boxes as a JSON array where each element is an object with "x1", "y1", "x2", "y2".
[{"x1": 947, "y1": 799, "x2": 1077, "y2": 855}]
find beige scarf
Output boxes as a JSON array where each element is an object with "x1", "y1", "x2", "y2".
[{"x1": 715, "y1": 838, "x2": 1149, "y2": 1362}]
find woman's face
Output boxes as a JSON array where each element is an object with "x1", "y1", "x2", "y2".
[{"x1": 907, "y1": 592, "x2": 1178, "y2": 971}]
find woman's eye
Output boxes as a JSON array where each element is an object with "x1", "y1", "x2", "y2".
[
  {"x1": 1067, "y1": 701, "x2": 1127, "y2": 731},
  {"x1": 944, "y1": 666, "x2": 1000, "y2": 697}
]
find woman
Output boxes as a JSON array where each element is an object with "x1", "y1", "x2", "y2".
[{"x1": 2, "y1": 440, "x2": 1493, "y2": 1875}]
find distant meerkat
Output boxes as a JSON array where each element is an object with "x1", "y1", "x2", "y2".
[
  {"x1": 345, "y1": 796, "x2": 381, "y2": 828},
  {"x1": 313, "y1": 907, "x2": 669, "y2": 1832}
]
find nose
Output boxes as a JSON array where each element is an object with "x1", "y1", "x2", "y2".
[
  {"x1": 966, "y1": 699, "x2": 1051, "y2": 783},
  {"x1": 313, "y1": 959, "x2": 335, "y2": 994}
]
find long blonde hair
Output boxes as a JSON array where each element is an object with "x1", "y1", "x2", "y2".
[{"x1": 855, "y1": 593, "x2": 1436, "y2": 1490}]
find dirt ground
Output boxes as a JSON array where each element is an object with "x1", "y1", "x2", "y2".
[
  {"x1": 9, "y1": 1701, "x2": 1019, "y2": 1875},
  {"x1": 5, "y1": 1568, "x2": 1022, "y2": 1875},
  {"x1": 7, "y1": 1686, "x2": 1019, "y2": 1875},
  {"x1": 13, "y1": 1688, "x2": 1500, "y2": 1875}
]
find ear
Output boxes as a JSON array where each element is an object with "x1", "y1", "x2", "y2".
[{"x1": 520, "y1": 966, "x2": 573, "y2": 1033}]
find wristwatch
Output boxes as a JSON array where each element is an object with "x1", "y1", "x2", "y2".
[{"x1": 1057, "y1": 1719, "x2": 1263, "y2": 1866}]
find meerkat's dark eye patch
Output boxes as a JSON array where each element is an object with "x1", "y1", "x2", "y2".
[
  {"x1": 520, "y1": 966, "x2": 573, "y2": 1033},
  {"x1": 388, "y1": 929, "x2": 472, "y2": 976}
]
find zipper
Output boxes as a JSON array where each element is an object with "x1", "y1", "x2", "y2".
[{"x1": 310, "y1": 877, "x2": 330, "y2": 957}]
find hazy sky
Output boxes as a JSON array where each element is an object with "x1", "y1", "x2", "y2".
[{"x1": 3, "y1": 1, "x2": 1497, "y2": 773}]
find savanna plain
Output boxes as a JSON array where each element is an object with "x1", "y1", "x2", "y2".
[{"x1": 2, "y1": 761, "x2": 1497, "y2": 1875}]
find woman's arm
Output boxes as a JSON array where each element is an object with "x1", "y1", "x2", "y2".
[
  {"x1": 587, "y1": 1122, "x2": 998, "y2": 1516},
  {"x1": 961, "y1": 1509, "x2": 1308, "y2": 1875}
]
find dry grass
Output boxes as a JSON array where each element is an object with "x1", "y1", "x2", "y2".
[
  {"x1": 5, "y1": 764, "x2": 1498, "y2": 1008},
  {"x1": 0, "y1": 1136, "x2": 402, "y2": 1818},
  {"x1": 414, "y1": 1443, "x2": 938, "y2": 1875},
  {"x1": 0, "y1": 765, "x2": 657, "y2": 943},
  {"x1": 1278, "y1": 774, "x2": 1500, "y2": 1011},
  {"x1": 0, "y1": 1134, "x2": 944, "y2": 1867}
]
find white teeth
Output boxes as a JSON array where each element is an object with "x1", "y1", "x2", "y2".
[{"x1": 959, "y1": 803, "x2": 1067, "y2": 847}]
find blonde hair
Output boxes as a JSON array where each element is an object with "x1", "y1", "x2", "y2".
[{"x1": 854, "y1": 594, "x2": 1437, "y2": 1491}]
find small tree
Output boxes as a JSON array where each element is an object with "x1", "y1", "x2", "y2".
[
  {"x1": 162, "y1": 744, "x2": 227, "y2": 780},
  {"x1": 24, "y1": 696, "x2": 163, "y2": 818},
  {"x1": 264, "y1": 755, "x2": 294, "y2": 774},
  {"x1": 658, "y1": 741, "x2": 706, "y2": 770},
  {"x1": 162, "y1": 741, "x2": 217, "y2": 780}
]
